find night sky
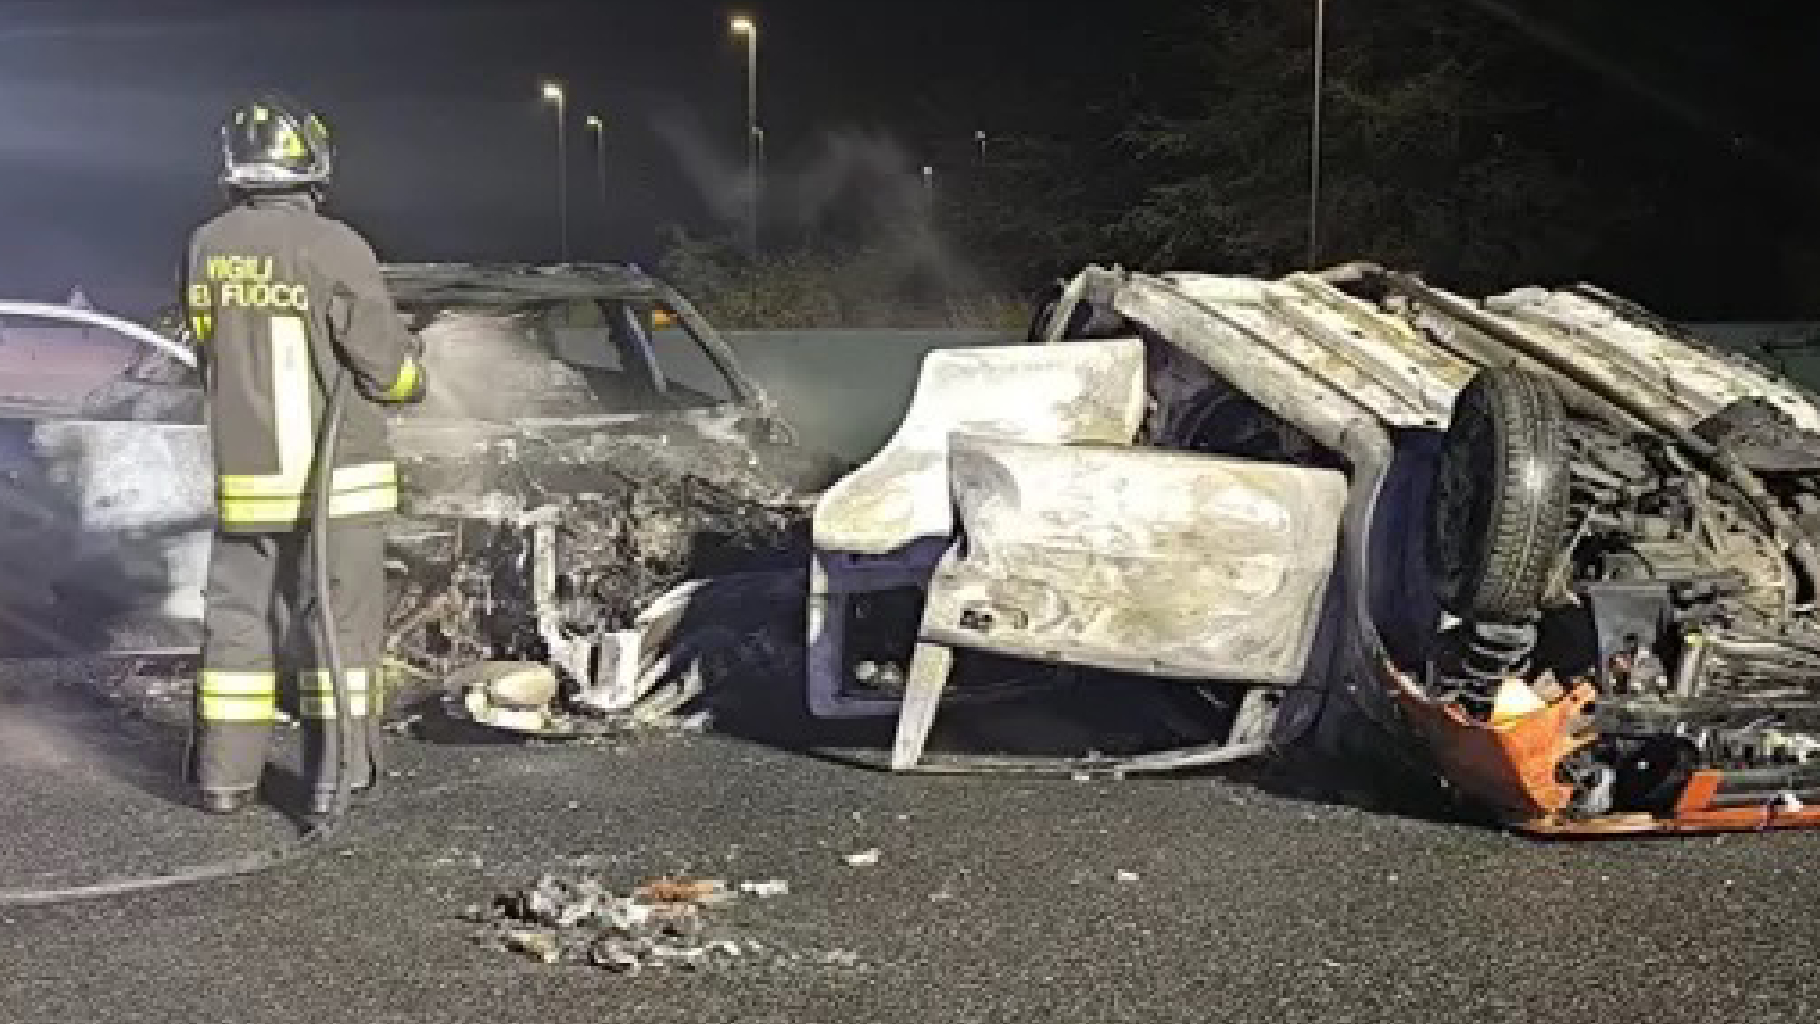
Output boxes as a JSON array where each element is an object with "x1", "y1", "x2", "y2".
[{"x1": 3, "y1": 0, "x2": 1819, "y2": 318}]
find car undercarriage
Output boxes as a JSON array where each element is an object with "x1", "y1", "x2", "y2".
[
  {"x1": 372, "y1": 265, "x2": 1820, "y2": 831},
  {"x1": 1423, "y1": 362, "x2": 1820, "y2": 831},
  {"x1": 1004, "y1": 264, "x2": 1820, "y2": 833}
]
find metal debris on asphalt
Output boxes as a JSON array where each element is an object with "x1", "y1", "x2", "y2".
[
  {"x1": 382, "y1": 713, "x2": 423, "y2": 736},
  {"x1": 1115, "y1": 869, "x2": 1140, "y2": 883},
  {"x1": 843, "y1": 848, "x2": 882, "y2": 868},
  {"x1": 635, "y1": 877, "x2": 735, "y2": 906},
  {"x1": 466, "y1": 872, "x2": 859, "y2": 975}
]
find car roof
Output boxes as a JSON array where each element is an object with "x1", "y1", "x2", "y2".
[{"x1": 380, "y1": 262, "x2": 674, "y2": 308}]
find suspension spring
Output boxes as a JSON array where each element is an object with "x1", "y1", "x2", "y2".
[{"x1": 1455, "y1": 622, "x2": 1539, "y2": 716}]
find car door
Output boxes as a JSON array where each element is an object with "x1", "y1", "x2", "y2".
[{"x1": 922, "y1": 433, "x2": 1349, "y2": 684}]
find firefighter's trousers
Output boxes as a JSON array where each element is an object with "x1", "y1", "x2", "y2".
[{"x1": 192, "y1": 522, "x2": 385, "y2": 797}]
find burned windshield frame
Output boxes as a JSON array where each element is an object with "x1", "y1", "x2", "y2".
[
  {"x1": 378, "y1": 264, "x2": 770, "y2": 413},
  {"x1": 396, "y1": 294, "x2": 742, "y2": 422}
]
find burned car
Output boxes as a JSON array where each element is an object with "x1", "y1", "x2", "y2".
[
  {"x1": 0, "y1": 265, "x2": 829, "y2": 723},
  {"x1": 819, "y1": 263, "x2": 1820, "y2": 834},
  {"x1": 376, "y1": 264, "x2": 827, "y2": 724}
]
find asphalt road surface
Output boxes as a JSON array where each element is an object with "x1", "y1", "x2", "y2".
[{"x1": 5, "y1": 661, "x2": 1820, "y2": 1024}]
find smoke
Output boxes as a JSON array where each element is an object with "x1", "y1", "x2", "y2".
[
  {"x1": 650, "y1": 112, "x2": 987, "y2": 300},
  {"x1": 786, "y1": 132, "x2": 929, "y2": 233},
  {"x1": 785, "y1": 131, "x2": 971, "y2": 292},
  {"x1": 649, "y1": 107, "x2": 750, "y2": 226},
  {"x1": 0, "y1": 662, "x2": 189, "y2": 821},
  {"x1": 0, "y1": 670, "x2": 100, "y2": 768}
]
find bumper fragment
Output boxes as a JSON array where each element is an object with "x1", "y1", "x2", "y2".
[{"x1": 1392, "y1": 669, "x2": 1820, "y2": 835}]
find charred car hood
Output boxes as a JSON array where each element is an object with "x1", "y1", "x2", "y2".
[{"x1": 394, "y1": 406, "x2": 837, "y2": 507}]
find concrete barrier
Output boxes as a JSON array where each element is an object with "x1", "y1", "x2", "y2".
[
  {"x1": 729, "y1": 325, "x2": 1820, "y2": 463},
  {"x1": 7, "y1": 317, "x2": 1811, "y2": 465},
  {"x1": 725, "y1": 329, "x2": 1021, "y2": 463}
]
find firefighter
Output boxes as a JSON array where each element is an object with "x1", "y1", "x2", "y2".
[{"x1": 182, "y1": 93, "x2": 426, "y2": 815}]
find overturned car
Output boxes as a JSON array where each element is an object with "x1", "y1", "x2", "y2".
[{"x1": 818, "y1": 263, "x2": 1820, "y2": 834}]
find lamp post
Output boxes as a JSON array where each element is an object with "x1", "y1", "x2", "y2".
[
  {"x1": 585, "y1": 114, "x2": 607, "y2": 254},
  {"x1": 974, "y1": 129, "x2": 988, "y2": 163},
  {"x1": 730, "y1": 15, "x2": 759, "y2": 257},
  {"x1": 1308, "y1": 0, "x2": 1326, "y2": 267},
  {"x1": 541, "y1": 81, "x2": 569, "y2": 262}
]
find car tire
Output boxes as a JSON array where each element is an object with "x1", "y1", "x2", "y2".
[
  {"x1": 1025, "y1": 284, "x2": 1066, "y2": 345},
  {"x1": 1026, "y1": 281, "x2": 1127, "y2": 345},
  {"x1": 1428, "y1": 367, "x2": 1572, "y2": 622}
]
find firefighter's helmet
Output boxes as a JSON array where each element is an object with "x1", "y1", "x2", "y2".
[{"x1": 219, "y1": 93, "x2": 333, "y2": 189}]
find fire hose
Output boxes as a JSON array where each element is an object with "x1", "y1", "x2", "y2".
[{"x1": 0, "y1": 370, "x2": 359, "y2": 906}]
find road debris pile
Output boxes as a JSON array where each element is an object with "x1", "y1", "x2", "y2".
[
  {"x1": 84, "y1": 656, "x2": 199, "y2": 726},
  {"x1": 464, "y1": 872, "x2": 860, "y2": 975}
]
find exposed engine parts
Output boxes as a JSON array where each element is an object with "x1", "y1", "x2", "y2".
[
  {"x1": 383, "y1": 428, "x2": 814, "y2": 715},
  {"x1": 1426, "y1": 363, "x2": 1820, "y2": 818}
]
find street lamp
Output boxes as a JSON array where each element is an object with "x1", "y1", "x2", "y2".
[
  {"x1": 974, "y1": 129, "x2": 988, "y2": 162},
  {"x1": 1308, "y1": 0, "x2": 1327, "y2": 267},
  {"x1": 585, "y1": 114, "x2": 607, "y2": 254},
  {"x1": 730, "y1": 14, "x2": 759, "y2": 257},
  {"x1": 541, "y1": 81, "x2": 569, "y2": 262}
]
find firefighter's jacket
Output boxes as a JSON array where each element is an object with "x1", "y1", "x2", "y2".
[{"x1": 183, "y1": 193, "x2": 425, "y2": 532}]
